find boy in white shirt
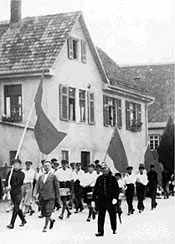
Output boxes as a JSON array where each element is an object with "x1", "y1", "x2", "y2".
[{"x1": 136, "y1": 164, "x2": 148, "y2": 213}]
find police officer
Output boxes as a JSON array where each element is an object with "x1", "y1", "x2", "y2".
[
  {"x1": 92, "y1": 163, "x2": 119, "y2": 236},
  {"x1": 6, "y1": 159, "x2": 27, "y2": 229}
]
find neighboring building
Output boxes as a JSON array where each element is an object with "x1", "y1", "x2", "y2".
[
  {"x1": 121, "y1": 64, "x2": 175, "y2": 151},
  {"x1": 0, "y1": 0, "x2": 153, "y2": 170}
]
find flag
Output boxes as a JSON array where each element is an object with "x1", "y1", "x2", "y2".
[
  {"x1": 107, "y1": 127, "x2": 128, "y2": 172},
  {"x1": 34, "y1": 76, "x2": 67, "y2": 154}
]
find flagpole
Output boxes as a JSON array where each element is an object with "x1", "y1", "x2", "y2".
[{"x1": 15, "y1": 103, "x2": 35, "y2": 159}]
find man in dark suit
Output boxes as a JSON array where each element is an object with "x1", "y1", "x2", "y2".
[
  {"x1": 147, "y1": 164, "x2": 158, "y2": 210},
  {"x1": 36, "y1": 161, "x2": 60, "y2": 232},
  {"x1": 92, "y1": 163, "x2": 119, "y2": 237},
  {"x1": 6, "y1": 159, "x2": 27, "y2": 229}
]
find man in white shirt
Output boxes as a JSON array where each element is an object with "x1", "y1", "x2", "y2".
[
  {"x1": 136, "y1": 164, "x2": 148, "y2": 213},
  {"x1": 82, "y1": 164, "x2": 98, "y2": 222},
  {"x1": 73, "y1": 162, "x2": 85, "y2": 213},
  {"x1": 55, "y1": 160, "x2": 73, "y2": 219},
  {"x1": 124, "y1": 166, "x2": 136, "y2": 215},
  {"x1": 22, "y1": 161, "x2": 35, "y2": 215}
]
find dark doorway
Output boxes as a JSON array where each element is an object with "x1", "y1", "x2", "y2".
[{"x1": 81, "y1": 151, "x2": 90, "y2": 170}]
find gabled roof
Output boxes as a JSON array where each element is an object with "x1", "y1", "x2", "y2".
[
  {"x1": 0, "y1": 12, "x2": 80, "y2": 74},
  {"x1": 121, "y1": 64, "x2": 175, "y2": 123},
  {"x1": 97, "y1": 48, "x2": 151, "y2": 96}
]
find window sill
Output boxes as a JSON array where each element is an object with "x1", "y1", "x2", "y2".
[{"x1": 59, "y1": 119, "x2": 95, "y2": 126}]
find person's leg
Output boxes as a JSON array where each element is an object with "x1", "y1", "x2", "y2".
[
  {"x1": 108, "y1": 205, "x2": 117, "y2": 233},
  {"x1": 97, "y1": 206, "x2": 106, "y2": 235}
]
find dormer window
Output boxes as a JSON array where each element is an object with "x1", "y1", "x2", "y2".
[
  {"x1": 67, "y1": 37, "x2": 79, "y2": 60},
  {"x1": 67, "y1": 37, "x2": 87, "y2": 63}
]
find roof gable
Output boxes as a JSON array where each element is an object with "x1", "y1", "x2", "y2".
[{"x1": 0, "y1": 12, "x2": 80, "y2": 74}]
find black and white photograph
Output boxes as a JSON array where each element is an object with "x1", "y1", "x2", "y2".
[{"x1": 0, "y1": 0, "x2": 174, "y2": 243}]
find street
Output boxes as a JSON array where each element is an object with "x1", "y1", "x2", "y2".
[{"x1": 0, "y1": 197, "x2": 175, "y2": 244}]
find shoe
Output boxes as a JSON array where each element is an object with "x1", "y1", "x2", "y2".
[
  {"x1": 95, "y1": 233, "x2": 104, "y2": 237},
  {"x1": 7, "y1": 224, "x2": 14, "y2": 229},
  {"x1": 67, "y1": 212, "x2": 71, "y2": 218},
  {"x1": 131, "y1": 209, "x2": 135, "y2": 214},
  {"x1": 42, "y1": 227, "x2": 47, "y2": 232},
  {"x1": 74, "y1": 210, "x2": 79, "y2": 214},
  {"x1": 49, "y1": 219, "x2": 55, "y2": 229},
  {"x1": 59, "y1": 215, "x2": 63, "y2": 220},
  {"x1": 113, "y1": 230, "x2": 117, "y2": 234},
  {"x1": 19, "y1": 220, "x2": 27, "y2": 227},
  {"x1": 139, "y1": 210, "x2": 142, "y2": 213},
  {"x1": 127, "y1": 212, "x2": 131, "y2": 216}
]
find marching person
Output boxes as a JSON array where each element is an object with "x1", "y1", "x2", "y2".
[
  {"x1": 81, "y1": 164, "x2": 97, "y2": 222},
  {"x1": 147, "y1": 164, "x2": 158, "y2": 210},
  {"x1": 124, "y1": 166, "x2": 136, "y2": 215},
  {"x1": 169, "y1": 174, "x2": 175, "y2": 196},
  {"x1": 22, "y1": 161, "x2": 35, "y2": 215},
  {"x1": 35, "y1": 161, "x2": 60, "y2": 232},
  {"x1": 136, "y1": 164, "x2": 148, "y2": 213},
  {"x1": 92, "y1": 163, "x2": 119, "y2": 237},
  {"x1": 55, "y1": 160, "x2": 73, "y2": 220},
  {"x1": 73, "y1": 162, "x2": 84, "y2": 213},
  {"x1": 6, "y1": 159, "x2": 27, "y2": 229},
  {"x1": 51, "y1": 158, "x2": 60, "y2": 172},
  {"x1": 162, "y1": 168, "x2": 170, "y2": 199}
]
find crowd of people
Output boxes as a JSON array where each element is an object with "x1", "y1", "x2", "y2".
[{"x1": 0, "y1": 158, "x2": 174, "y2": 236}]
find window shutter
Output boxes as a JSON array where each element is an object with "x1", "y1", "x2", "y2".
[
  {"x1": 59, "y1": 84, "x2": 68, "y2": 121},
  {"x1": 117, "y1": 99, "x2": 122, "y2": 128},
  {"x1": 125, "y1": 101, "x2": 130, "y2": 130},
  {"x1": 67, "y1": 38, "x2": 73, "y2": 60},
  {"x1": 81, "y1": 40, "x2": 87, "y2": 63},
  {"x1": 137, "y1": 104, "x2": 141, "y2": 123},
  {"x1": 103, "y1": 96, "x2": 109, "y2": 126},
  {"x1": 88, "y1": 92, "x2": 95, "y2": 125}
]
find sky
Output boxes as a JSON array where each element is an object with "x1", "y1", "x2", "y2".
[{"x1": 0, "y1": 0, "x2": 174, "y2": 66}]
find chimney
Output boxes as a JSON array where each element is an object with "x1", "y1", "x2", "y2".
[{"x1": 10, "y1": 0, "x2": 22, "y2": 24}]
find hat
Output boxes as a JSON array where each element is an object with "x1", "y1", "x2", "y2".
[
  {"x1": 127, "y1": 166, "x2": 133, "y2": 170},
  {"x1": 101, "y1": 162, "x2": 109, "y2": 169},
  {"x1": 61, "y1": 159, "x2": 68, "y2": 165},
  {"x1": 139, "y1": 164, "x2": 145, "y2": 169},
  {"x1": 51, "y1": 158, "x2": 58, "y2": 163},
  {"x1": 76, "y1": 162, "x2": 81, "y2": 165},
  {"x1": 115, "y1": 172, "x2": 121, "y2": 177},
  {"x1": 88, "y1": 163, "x2": 95, "y2": 168},
  {"x1": 70, "y1": 162, "x2": 75, "y2": 165},
  {"x1": 25, "y1": 161, "x2": 32, "y2": 165}
]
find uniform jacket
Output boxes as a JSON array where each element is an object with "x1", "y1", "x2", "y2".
[
  {"x1": 6, "y1": 169, "x2": 25, "y2": 195},
  {"x1": 147, "y1": 170, "x2": 158, "y2": 188},
  {"x1": 37, "y1": 171, "x2": 60, "y2": 201},
  {"x1": 93, "y1": 173, "x2": 119, "y2": 206}
]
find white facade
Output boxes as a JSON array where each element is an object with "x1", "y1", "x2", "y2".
[{"x1": 0, "y1": 18, "x2": 152, "y2": 171}]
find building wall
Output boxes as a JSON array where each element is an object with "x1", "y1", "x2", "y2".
[{"x1": 0, "y1": 20, "x2": 148, "y2": 171}]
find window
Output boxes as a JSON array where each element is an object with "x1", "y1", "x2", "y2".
[
  {"x1": 3, "y1": 85, "x2": 22, "y2": 122},
  {"x1": 9, "y1": 150, "x2": 17, "y2": 165},
  {"x1": 61, "y1": 150, "x2": 69, "y2": 161},
  {"x1": 67, "y1": 37, "x2": 79, "y2": 60},
  {"x1": 103, "y1": 96, "x2": 122, "y2": 128},
  {"x1": 59, "y1": 85, "x2": 76, "y2": 121},
  {"x1": 69, "y1": 87, "x2": 76, "y2": 121},
  {"x1": 125, "y1": 101, "x2": 142, "y2": 132},
  {"x1": 149, "y1": 135, "x2": 160, "y2": 150},
  {"x1": 88, "y1": 92, "x2": 95, "y2": 125},
  {"x1": 79, "y1": 90, "x2": 86, "y2": 122},
  {"x1": 81, "y1": 40, "x2": 87, "y2": 63}
]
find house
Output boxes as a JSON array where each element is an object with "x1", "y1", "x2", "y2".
[
  {"x1": 121, "y1": 64, "x2": 175, "y2": 152},
  {"x1": 0, "y1": 0, "x2": 153, "y2": 170}
]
